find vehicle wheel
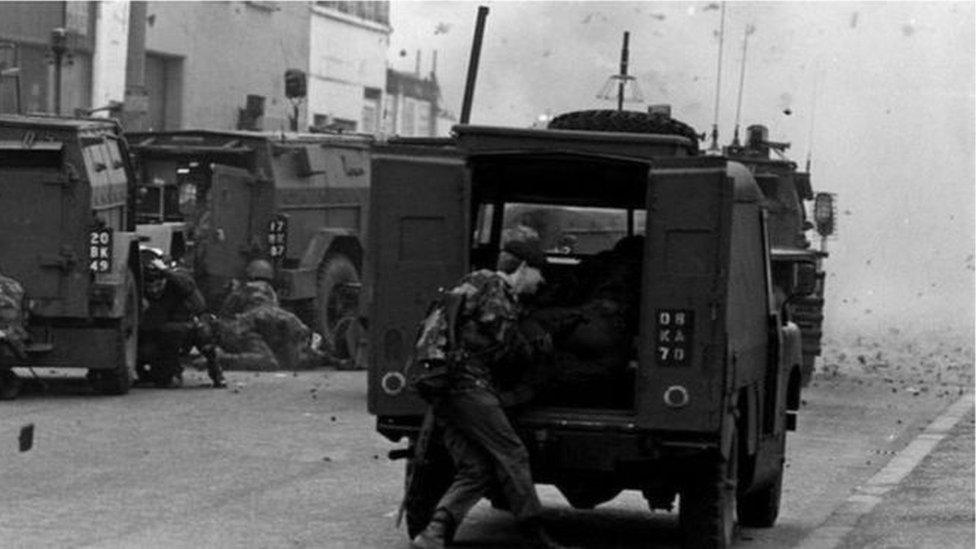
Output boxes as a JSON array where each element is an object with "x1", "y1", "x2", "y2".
[
  {"x1": 92, "y1": 270, "x2": 138, "y2": 395},
  {"x1": 548, "y1": 109, "x2": 701, "y2": 147},
  {"x1": 0, "y1": 369, "x2": 22, "y2": 400},
  {"x1": 404, "y1": 437, "x2": 455, "y2": 540},
  {"x1": 737, "y1": 465, "x2": 783, "y2": 527},
  {"x1": 315, "y1": 254, "x2": 361, "y2": 361},
  {"x1": 679, "y1": 431, "x2": 738, "y2": 548}
]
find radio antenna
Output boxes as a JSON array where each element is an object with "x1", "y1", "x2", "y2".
[
  {"x1": 805, "y1": 70, "x2": 820, "y2": 172},
  {"x1": 731, "y1": 23, "x2": 754, "y2": 147},
  {"x1": 708, "y1": 2, "x2": 727, "y2": 152}
]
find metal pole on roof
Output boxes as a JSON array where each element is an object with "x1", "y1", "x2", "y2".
[
  {"x1": 460, "y1": 6, "x2": 489, "y2": 124},
  {"x1": 617, "y1": 31, "x2": 630, "y2": 112}
]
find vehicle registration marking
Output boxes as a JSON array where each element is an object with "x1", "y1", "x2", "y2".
[{"x1": 655, "y1": 309, "x2": 693, "y2": 366}]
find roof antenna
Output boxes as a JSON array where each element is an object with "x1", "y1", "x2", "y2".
[
  {"x1": 805, "y1": 70, "x2": 820, "y2": 172},
  {"x1": 731, "y1": 23, "x2": 755, "y2": 147},
  {"x1": 597, "y1": 31, "x2": 643, "y2": 108},
  {"x1": 708, "y1": 2, "x2": 727, "y2": 152}
]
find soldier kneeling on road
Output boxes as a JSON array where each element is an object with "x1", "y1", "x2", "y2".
[
  {"x1": 138, "y1": 248, "x2": 225, "y2": 388},
  {"x1": 212, "y1": 259, "x2": 323, "y2": 371}
]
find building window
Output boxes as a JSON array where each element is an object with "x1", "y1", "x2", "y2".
[
  {"x1": 416, "y1": 101, "x2": 431, "y2": 137},
  {"x1": 401, "y1": 98, "x2": 415, "y2": 136},
  {"x1": 362, "y1": 103, "x2": 377, "y2": 134}
]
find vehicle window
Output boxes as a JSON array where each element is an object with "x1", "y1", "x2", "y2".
[
  {"x1": 634, "y1": 209, "x2": 647, "y2": 235},
  {"x1": 136, "y1": 186, "x2": 162, "y2": 221},
  {"x1": 502, "y1": 203, "x2": 629, "y2": 255},
  {"x1": 473, "y1": 203, "x2": 494, "y2": 245}
]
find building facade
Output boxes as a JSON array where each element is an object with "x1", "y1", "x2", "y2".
[
  {"x1": 0, "y1": 1, "x2": 97, "y2": 116},
  {"x1": 385, "y1": 66, "x2": 454, "y2": 137},
  {"x1": 309, "y1": 1, "x2": 390, "y2": 133},
  {"x1": 143, "y1": 1, "x2": 311, "y2": 131},
  {"x1": 1, "y1": 1, "x2": 446, "y2": 137}
]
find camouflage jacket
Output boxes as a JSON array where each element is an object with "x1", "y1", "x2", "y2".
[
  {"x1": 0, "y1": 273, "x2": 27, "y2": 338},
  {"x1": 219, "y1": 280, "x2": 279, "y2": 317},
  {"x1": 449, "y1": 270, "x2": 533, "y2": 388}
]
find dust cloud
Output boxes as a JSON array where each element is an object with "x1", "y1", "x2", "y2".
[{"x1": 390, "y1": 1, "x2": 975, "y2": 351}]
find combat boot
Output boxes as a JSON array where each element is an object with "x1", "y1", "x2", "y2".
[{"x1": 411, "y1": 509, "x2": 454, "y2": 549}]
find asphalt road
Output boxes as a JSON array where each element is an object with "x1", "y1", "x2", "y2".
[{"x1": 0, "y1": 361, "x2": 970, "y2": 548}]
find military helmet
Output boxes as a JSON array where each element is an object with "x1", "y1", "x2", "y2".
[
  {"x1": 139, "y1": 247, "x2": 167, "y2": 281},
  {"x1": 245, "y1": 259, "x2": 274, "y2": 282}
]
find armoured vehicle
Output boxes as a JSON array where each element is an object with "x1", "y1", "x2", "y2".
[
  {"x1": 367, "y1": 111, "x2": 809, "y2": 547},
  {"x1": 127, "y1": 130, "x2": 372, "y2": 363},
  {"x1": 723, "y1": 124, "x2": 834, "y2": 384},
  {"x1": 0, "y1": 114, "x2": 142, "y2": 399}
]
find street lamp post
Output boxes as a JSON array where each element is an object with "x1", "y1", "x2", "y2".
[{"x1": 49, "y1": 27, "x2": 71, "y2": 115}]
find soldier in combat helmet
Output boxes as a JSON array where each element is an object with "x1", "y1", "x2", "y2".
[
  {"x1": 213, "y1": 259, "x2": 322, "y2": 371},
  {"x1": 138, "y1": 248, "x2": 225, "y2": 388},
  {"x1": 411, "y1": 239, "x2": 569, "y2": 549}
]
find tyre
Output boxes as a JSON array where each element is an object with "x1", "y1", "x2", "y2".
[
  {"x1": 548, "y1": 109, "x2": 701, "y2": 149},
  {"x1": 0, "y1": 369, "x2": 22, "y2": 400},
  {"x1": 737, "y1": 466, "x2": 783, "y2": 527},
  {"x1": 315, "y1": 254, "x2": 361, "y2": 361},
  {"x1": 679, "y1": 431, "x2": 738, "y2": 548},
  {"x1": 92, "y1": 270, "x2": 138, "y2": 395}
]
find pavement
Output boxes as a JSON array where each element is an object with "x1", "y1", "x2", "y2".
[{"x1": 837, "y1": 405, "x2": 975, "y2": 549}]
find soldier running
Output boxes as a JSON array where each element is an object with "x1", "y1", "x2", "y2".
[{"x1": 411, "y1": 239, "x2": 569, "y2": 549}]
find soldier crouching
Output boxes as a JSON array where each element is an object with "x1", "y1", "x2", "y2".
[
  {"x1": 212, "y1": 259, "x2": 323, "y2": 371},
  {"x1": 138, "y1": 248, "x2": 226, "y2": 388}
]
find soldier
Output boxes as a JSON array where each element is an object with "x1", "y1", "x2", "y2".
[
  {"x1": 411, "y1": 239, "x2": 568, "y2": 549},
  {"x1": 214, "y1": 259, "x2": 322, "y2": 371},
  {"x1": 138, "y1": 248, "x2": 225, "y2": 388},
  {"x1": 219, "y1": 259, "x2": 279, "y2": 317}
]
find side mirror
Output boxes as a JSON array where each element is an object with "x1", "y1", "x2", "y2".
[
  {"x1": 813, "y1": 192, "x2": 836, "y2": 237},
  {"x1": 794, "y1": 262, "x2": 818, "y2": 296}
]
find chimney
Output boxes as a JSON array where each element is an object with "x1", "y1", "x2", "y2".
[{"x1": 415, "y1": 49, "x2": 421, "y2": 76}]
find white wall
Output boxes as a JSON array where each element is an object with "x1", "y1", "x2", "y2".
[
  {"x1": 308, "y1": 6, "x2": 389, "y2": 131},
  {"x1": 91, "y1": 0, "x2": 130, "y2": 113}
]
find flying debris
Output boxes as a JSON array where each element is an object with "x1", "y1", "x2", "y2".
[
  {"x1": 703, "y1": 3, "x2": 721, "y2": 11},
  {"x1": 901, "y1": 20, "x2": 916, "y2": 37},
  {"x1": 434, "y1": 22, "x2": 452, "y2": 35},
  {"x1": 850, "y1": 12, "x2": 859, "y2": 29},
  {"x1": 650, "y1": 12, "x2": 666, "y2": 21}
]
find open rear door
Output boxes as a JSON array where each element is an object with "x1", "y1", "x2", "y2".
[
  {"x1": 204, "y1": 164, "x2": 254, "y2": 278},
  {"x1": 366, "y1": 146, "x2": 469, "y2": 417},
  {"x1": 637, "y1": 156, "x2": 733, "y2": 433}
]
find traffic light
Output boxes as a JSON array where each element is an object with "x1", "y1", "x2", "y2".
[{"x1": 284, "y1": 69, "x2": 307, "y2": 99}]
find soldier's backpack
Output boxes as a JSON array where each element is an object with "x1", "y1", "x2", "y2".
[{"x1": 409, "y1": 289, "x2": 466, "y2": 402}]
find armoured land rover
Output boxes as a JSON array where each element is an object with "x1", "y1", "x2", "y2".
[
  {"x1": 366, "y1": 112, "x2": 809, "y2": 547},
  {"x1": 127, "y1": 130, "x2": 372, "y2": 363},
  {"x1": 0, "y1": 114, "x2": 142, "y2": 399},
  {"x1": 723, "y1": 124, "x2": 834, "y2": 384}
]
